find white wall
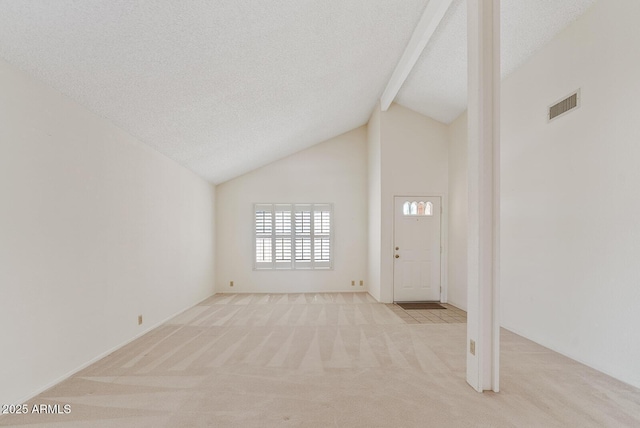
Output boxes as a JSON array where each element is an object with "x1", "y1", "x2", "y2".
[
  {"x1": 378, "y1": 103, "x2": 449, "y2": 303},
  {"x1": 447, "y1": 111, "x2": 468, "y2": 310},
  {"x1": 501, "y1": 0, "x2": 640, "y2": 388},
  {"x1": 215, "y1": 127, "x2": 368, "y2": 293},
  {"x1": 367, "y1": 105, "x2": 382, "y2": 301},
  {"x1": 0, "y1": 59, "x2": 216, "y2": 404}
]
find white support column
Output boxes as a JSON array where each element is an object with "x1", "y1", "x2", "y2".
[{"x1": 466, "y1": 0, "x2": 500, "y2": 393}]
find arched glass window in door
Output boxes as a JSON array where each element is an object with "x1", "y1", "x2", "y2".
[
  {"x1": 424, "y1": 201, "x2": 433, "y2": 216},
  {"x1": 402, "y1": 200, "x2": 434, "y2": 216}
]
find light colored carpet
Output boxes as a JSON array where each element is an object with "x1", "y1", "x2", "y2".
[{"x1": 2, "y1": 292, "x2": 639, "y2": 427}]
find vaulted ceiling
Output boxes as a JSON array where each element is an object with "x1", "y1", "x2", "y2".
[{"x1": 0, "y1": 0, "x2": 596, "y2": 183}]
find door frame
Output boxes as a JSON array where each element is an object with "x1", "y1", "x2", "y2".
[{"x1": 392, "y1": 194, "x2": 447, "y2": 303}]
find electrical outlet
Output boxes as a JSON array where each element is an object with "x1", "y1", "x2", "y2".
[
  {"x1": 138, "y1": 315, "x2": 143, "y2": 325},
  {"x1": 470, "y1": 340, "x2": 476, "y2": 355},
  {"x1": 359, "y1": 280, "x2": 364, "y2": 286},
  {"x1": 351, "y1": 280, "x2": 355, "y2": 286},
  {"x1": 230, "y1": 281, "x2": 234, "y2": 287}
]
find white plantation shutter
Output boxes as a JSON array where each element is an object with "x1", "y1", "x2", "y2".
[
  {"x1": 254, "y1": 203, "x2": 333, "y2": 270},
  {"x1": 293, "y1": 205, "x2": 312, "y2": 269},
  {"x1": 274, "y1": 205, "x2": 292, "y2": 269},
  {"x1": 311, "y1": 204, "x2": 331, "y2": 269},
  {"x1": 255, "y1": 204, "x2": 274, "y2": 269},
  {"x1": 295, "y1": 237, "x2": 311, "y2": 261}
]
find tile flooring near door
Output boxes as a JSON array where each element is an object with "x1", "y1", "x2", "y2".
[{"x1": 387, "y1": 302, "x2": 467, "y2": 324}]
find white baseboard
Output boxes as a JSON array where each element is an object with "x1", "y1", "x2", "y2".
[
  {"x1": 501, "y1": 323, "x2": 640, "y2": 390},
  {"x1": 12, "y1": 292, "x2": 217, "y2": 405}
]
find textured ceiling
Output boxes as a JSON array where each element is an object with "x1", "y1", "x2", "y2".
[
  {"x1": 397, "y1": 0, "x2": 597, "y2": 123},
  {"x1": 0, "y1": 0, "x2": 596, "y2": 183}
]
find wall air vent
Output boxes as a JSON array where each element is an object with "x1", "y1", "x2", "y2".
[{"x1": 548, "y1": 89, "x2": 580, "y2": 122}]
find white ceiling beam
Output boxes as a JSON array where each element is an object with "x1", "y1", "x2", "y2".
[{"x1": 380, "y1": 0, "x2": 454, "y2": 111}]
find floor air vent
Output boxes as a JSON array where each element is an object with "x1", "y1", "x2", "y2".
[{"x1": 549, "y1": 89, "x2": 580, "y2": 122}]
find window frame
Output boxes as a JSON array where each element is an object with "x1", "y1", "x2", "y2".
[
  {"x1": 402, "y1": 200, "x2": 433, "y2": 217},
  {"x1": 253, "y1": 203, "x2": 334, "y2": 271}
]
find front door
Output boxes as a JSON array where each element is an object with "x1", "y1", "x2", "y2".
[{"x1": 393, "y1": 196, "x2": 441, "y2": 301}]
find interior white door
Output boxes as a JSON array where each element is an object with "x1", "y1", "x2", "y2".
[{"x1": 393, "y1": 196, "x2": 441, "y2": 302}]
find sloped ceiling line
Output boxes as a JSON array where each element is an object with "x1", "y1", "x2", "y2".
[
  {"x1": 0, "y1": 0, "x2": 598, "y2": 183},
  {"x1": 380, "y1": 0, "x2": 454, "y2": 111}
]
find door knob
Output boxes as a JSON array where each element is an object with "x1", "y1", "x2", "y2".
[
  {"x1": 395, "y1": 247, "x2": 399, "y2": 250},
  {"x1": 395, "y1": 254, "x2": 400, "y2": 258}
]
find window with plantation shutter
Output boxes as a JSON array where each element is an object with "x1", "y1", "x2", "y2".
[
  {"x1": 255, "y1": 208, "x2": 273, "y2": 264},
  {"x1": 254, "y1": 203, "x2": 333, "y2": 270}
]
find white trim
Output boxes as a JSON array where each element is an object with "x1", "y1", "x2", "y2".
[
  {"x1": 391, "y1": 194, "x2": 447, "y2": 303},
  {"x1": 501, "y1": 325, "x2": 640, "y2": 391},
  {"x1": 380, "y1": 0, "x2": 455, "y2": 110},
  {"x1": 10, "y1": 293, "x2": 216, "y2": 405},
  {"x1": 253, "y1": 203, "x2": 334, "y2": 271}
]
